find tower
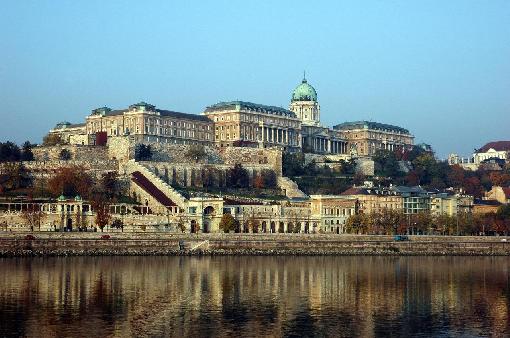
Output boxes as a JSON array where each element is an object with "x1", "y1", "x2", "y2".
[{"x1": 289, "y1": 73, "x2": 320, "y2": 126}]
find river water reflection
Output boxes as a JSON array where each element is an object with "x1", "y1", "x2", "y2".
[{"x1": 0, "y1": 256, "x2": 509, "y2": 337}]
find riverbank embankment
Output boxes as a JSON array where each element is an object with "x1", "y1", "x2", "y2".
[{"x1": 0, "y1": 233, "x2": 509, "y2": 256}]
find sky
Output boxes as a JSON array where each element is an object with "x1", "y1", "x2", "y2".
[{"x1": 1, "y1": 1, "x2": 509, "y2": 158}]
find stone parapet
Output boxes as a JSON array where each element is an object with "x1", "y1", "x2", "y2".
[{"x1": 33, "y1": 145, "x2": 109, "y2": 162}]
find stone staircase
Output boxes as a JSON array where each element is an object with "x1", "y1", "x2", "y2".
[
  {"x1": 277, "y1": 176, "x2": 308, "y2": 199},
  {"x1": 125, "y1": 160, "x2": 187, "y2": 208}
]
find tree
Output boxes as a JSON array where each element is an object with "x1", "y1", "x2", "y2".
[
  {"x1": 59, "y1": 149, "x2": 72, "y2": 161},
  {"x1": 413, "y1": 212, "x2": 433, "y2": 234},
  {"x1": 0, "y1": 162, "x2": 30, "y2": 192},
  {"x1": 373, "y1": 149, "x2": 403, "y2": 178},
  {"x1": 176, "y1": 214, "x2": 188, "y2": 233},
  {"x1": 134, "y1": 144, "x2": 152, "y2": 161},
  {"x1": 47, "y1": 166, "x2": 93, "y2": 198},
  {"x1": 247, "y1": 217, "x2": 260, "y2": 233},
  {"x1": 20, "y1": 202, "x2": 45, "y2": 231},
  {"x1": 253, "y1": 174, "x2": 265, "y2": 189},
  {"x1": 339, "y1": 158, "x2": 357, "y2": 175},
  {"x1": 185, "y1": 144, "x2": 207, "y2": 163},
  {"x1": 91, "y1": 194, "x2": 111, "y2": 232},
  {"x1": 21, "y1": 141, "x2": 34, "y2": 161},
  {"x1": 111, "y1": 218, "x2": 124, "y2": 231},
  {"x1": 282, "y1": 152, "x2": 306, "y2": 177},
  {"x1": 101, "y1": 171, "x2": 120, "y2": 200},
  {"x1": 219, "y1": 213, "x2": 239, "y2": 233},
  {"x1": 42, "y1": 133, "x2": 63, "y2": 146},
  {"x1": 262, "y1": 169, "x2": 277, "y2": 188},
  {"x1": 463, "y1": 176, "x2": 484, "y2": 198},
  {"x1": 345, "y1": 214, "x2": 370, "y2": 234},
  {"x1": 0, "y1": 142, "x2": 21, "y2": 162},
  {"x1": 228, "y1": 163, "x2": 249, "y2": 188},
  {"x1": 371, "y1": 209, "x2": 404, "y2": 235},
  {"x1": 433, "y1": 214, "x2": 457, "y2": 235},
  {"x1": 447, "y1": 165, "x2": 466, "y2": 188}
]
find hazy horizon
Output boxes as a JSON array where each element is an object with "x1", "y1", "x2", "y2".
[{"x1": 1, "y1": 1, "x2": 509, "y2": 158}]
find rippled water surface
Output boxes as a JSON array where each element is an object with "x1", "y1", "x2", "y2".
[{"x1": 0, "y1": 256, "x2": 509, "y2": 337}]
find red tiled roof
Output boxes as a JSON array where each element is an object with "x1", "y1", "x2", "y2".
[
  {"x1": 131, "y1": 171, "x2": 177, "y2": 207},
  {"x1": 477, "y1": 141, "x2": 510, "y2": 153}
]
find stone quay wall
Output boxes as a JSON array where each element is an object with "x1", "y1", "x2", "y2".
[{"x1": 0, "y1": 233, "x2": 508, "y2": 257}]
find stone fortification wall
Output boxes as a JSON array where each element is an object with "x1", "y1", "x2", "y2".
[
  {"x1": 33, "y1": 145, "x2": 109, "y2": 162},
  {"x1": 141, "y1": 162, "x2": 275, "y2": 188},
  {"x1": 304, "y1": 153, "x2": 351, "y2": 165},
  {"x1": 219, "y1": 147, "x2": 282, "y2": 175},
  {"x1": 106, "y1": 136, "x2": 281, "y2": 173},
  {"x1": 303, "y1": 153, "x2": 374, "y2": 176},
  {"x1": 355, "y1": 158, "x2": 375, "y2": 176},
  {"x1": 0, "y1": 161, "x2": 118, "y2": 180}
]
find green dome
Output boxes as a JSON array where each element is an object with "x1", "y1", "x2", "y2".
[{"x1": 291, "y1": 77, "x2": 317, "y2": 102}]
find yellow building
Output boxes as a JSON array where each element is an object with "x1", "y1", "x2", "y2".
[
  {"x1": 204, "y1": 101, "x2": 302, "y2": 151},
  {"x1": 86, "y1": 102, "x2": 214, "y2": 145},
  {"x1": 340, "y1": 186, "x2": 403, "y2": 214},
  {"x1": 309, "y1": 195, "x2": 358, "y2": 233},
  {"x1": 333, "y1": 121, "x2": 414, "y2": 156}
]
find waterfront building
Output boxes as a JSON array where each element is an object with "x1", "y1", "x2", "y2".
[
  {"x1": 309, "y1": 195, "x2": 358, "y2": 233},
  {"x1": 340, "y1": 184, "x2": 473, "y2": 217},
  {"x1": 430, "y1": 193, "x2": 474, "y2": 216},
  {"x1": 391, "y1": 186, "x2": 431, "y2": 215},
  {"x1": 340, "y1": 186, "x2": 403, "y2": 214}
]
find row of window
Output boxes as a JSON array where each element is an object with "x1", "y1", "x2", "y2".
[{"x1": 213, "y1": 113, "x2": 299, "y2": 128}]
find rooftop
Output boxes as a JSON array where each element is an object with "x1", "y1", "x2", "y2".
[
  {"x1": 333, "y1": 121, "x2": 410, "y2": 134},
  {"x1": 476, "y1": 141, "x2": 510, "y2": 153},
  {"x1": 53, "y1": 122, "x2": 86, "y2": 130},
  {"x1": 89, "y1": 103, "x2": 210, "y2": 122},
  {"x1": 204, "y1": 101, "x2": 297, "y2": 118}
]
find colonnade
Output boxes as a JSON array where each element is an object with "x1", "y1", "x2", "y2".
[
  {"x1": 260, "y1": 124, "x2": 300, "y2": 147},
  {"x1": 311, "y1": 138, "x2": 348, "y2": 154}
]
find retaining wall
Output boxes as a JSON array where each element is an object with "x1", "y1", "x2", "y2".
[{"x1": 1, "y1": 234, "x2": 508, "y2": 256}]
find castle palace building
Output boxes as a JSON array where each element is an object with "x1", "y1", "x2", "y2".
[
  {"x1": 288, "y1": 76, "x2": 348, "y2": 154},
  {"x1": 204, "y1": 101, "x2": 302, "y2": 151},
  {"x1": 334, "y1": 121, "x2": 414, "y2": 157},
  {"x1": 47, "y1": 75, "x2": 413, "y2": 157}
]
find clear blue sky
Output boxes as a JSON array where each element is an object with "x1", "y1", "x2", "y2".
[{"x1": 1, "y1": 0, "x2": 509, "y2": 158}]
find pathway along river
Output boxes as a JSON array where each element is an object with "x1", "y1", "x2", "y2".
[{"x1": 0, "y1": 256, "x2": 509, "y2": 337}]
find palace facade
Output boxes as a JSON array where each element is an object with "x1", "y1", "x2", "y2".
[{"x1": 48, "y1": 75, "x2": 414, "y2": 157}]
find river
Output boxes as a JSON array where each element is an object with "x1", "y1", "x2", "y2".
[{"x1": 0, "y1": 256, "x2": 508, "y2": 337}]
